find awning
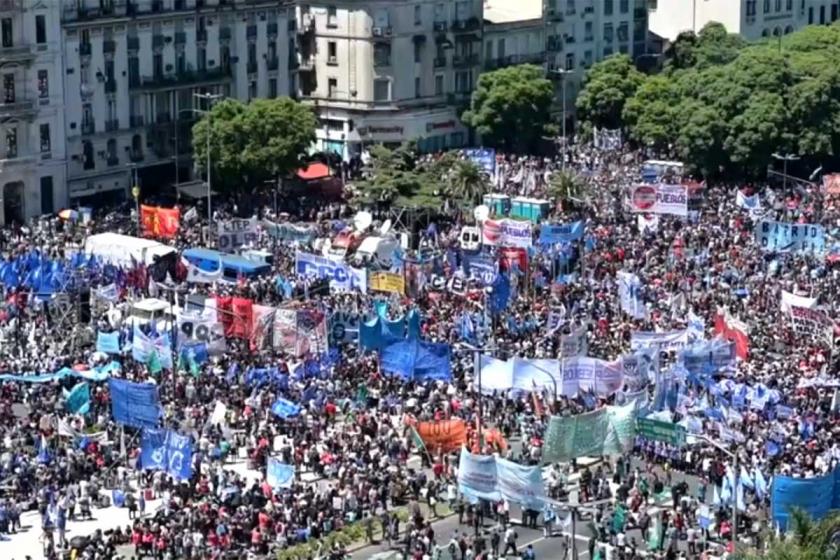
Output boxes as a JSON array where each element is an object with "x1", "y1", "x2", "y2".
[
  {"x1": 177, "y1": 181, "x2": 217, "y2": 200},
  {"x1": 296, "y1": 162, "x2": 331, "y2": 181}
]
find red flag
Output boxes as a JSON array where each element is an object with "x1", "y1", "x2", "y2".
[
  {"x1": 140, "y1": 205, "x2": 157, "y2": 236},
  {"x1": 216, "y1": 296, "x2": 233, "y2": 337},
  {"x1": 714, "y1": 307, "x2": 750, "y2": 360},
  {"x1": 155, "y1": 207, "x2": 180, "y2": 239},
  {"x1": 230, "y1": 297, "x2": 253, "y2": 339}
]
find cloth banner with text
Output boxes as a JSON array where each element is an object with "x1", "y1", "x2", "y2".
[{"x1": 140, "y1": 205, "x2": 180, "y2": 239}]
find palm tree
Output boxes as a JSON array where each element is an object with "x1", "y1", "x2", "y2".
[
  {"x1": 445, "y1": 159, "x2": 488, "y2": 206},
  {"x1": 736, "y1": 509, "x2": 840, "y2": 560}
]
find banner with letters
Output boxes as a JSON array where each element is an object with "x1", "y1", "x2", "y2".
[
  {"x1": 539, "y1": 221, "x2": 585, "y2": 245},
  {"x1": 618, "y1": 271, "x2": 647, "y2": 319},
  {"x1": 457, "y1": 448, "x2": 546, "y2": 509},
  {"x1": 409, "y1": 418, "x2": 467, "y2": 453},
  {"x1": 780, "y1": 290, "x2": 816, "y2": 314},
  {"x1": 262, "y1": 220, "x2": 317, "y2": 244},
  {"x1": 630, "y1": 329, "x2": 690, "y2": 352},
  {"x1": 140, "y1": 428, "x2": 193, "y2": 480},
  {"x1": 560, "y1": 325, "x2": 588, "y2": 357},
  {"x1": 622, "y1": 348, "x2": 659, "y2": 390},
  {"x1": 464, "y1": 148, "x2": 496, "y2": 175},
  {"x1": 250, "y1": 304, "x2": 276, "y2": 351},
  {"x1": 481, "y1": 219, "x2": 533, "y2": 248},
  {"x1": 629, "y1": 184, "x2": 688, "y2": 217},
  {"x1": 369, "y1": 271, "x2": 405, "y2": 295},
  {"x1": 543, "y1": 402, "x2": 640, "y2": 462},
  {"x1": 329, "y1": 310, "x2": 360, "y2": 344},
  {"x1": 680, "y1": 339, "x2": 736, "y2": 376},
  {"x1": 177, "y1": 304, "x2": 226, "y2": 354},
  {"x1": 272, "y1": 306, "x2": 328, "y2": 357},
  {"x1": 217, "y1": 217, "x2": 259, "y2": 251},
  {"x1": 295, "y1": 251, "x2": 367, "y2": 293},
  {"x1": 789, "y1": 305, "x2": 834, "y2": 345},
  {"x1": 755, "y1": 220, "x2": 825, "y2": 254},
  {"x1": 462, "y1": 253, "x2": 498, "y2": 286},
  {"x1": 561, "y1": 357, "x2": 624, "y2": 396}
]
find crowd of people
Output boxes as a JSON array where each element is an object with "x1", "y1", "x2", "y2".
[{"x1": 0, "y1": 137, "x2": 836, "y2": 560}]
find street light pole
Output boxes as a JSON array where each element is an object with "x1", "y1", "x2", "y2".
[
  {"x1": 696, "y1": 434, "x2": 739, "y2": 549},
  {"x1": 194, "y1": 92, "x2": 222, "y2": 224},
  {"x1": 772, "y1": 152, "x2": 801, "y2": 191}
]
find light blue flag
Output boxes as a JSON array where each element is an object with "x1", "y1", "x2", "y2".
[
  {"x1": 740, "y1": 465, "x2": 755, "y2": 490},
  {"x1": 65, "y1": 382, "x2": 90, "y2": 415},
  {"x1": 271, "y1": 398, "x2": 301, "y2": 419},
  {"x1": 754, "y1": 467, "x2": 768, "y2": 500},
  {"x1": 266, "y1": 458, "x2": 295, "y2": 489},
  {"x1": 96, "y1": 331, "x2": 121, "y2": 354},
  {"x1": 457, "y1": 447, "x2": 499, "y2": 502}
]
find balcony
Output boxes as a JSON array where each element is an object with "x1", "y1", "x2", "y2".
[
  {"x1": 175, "y1": 32, "x2": 186, "y2": 45},
  {"x1": 197, "y1": 29, "x2": 207, "y2": 43},
  {"x1": 105, "y1": 79, "x2": 117, "y2": 93},
  {"x1": 452, "y1": 17, "x2": 480, "y2": 32},
  {"x1": 434, "y1": 56, "x2": 447, "y2": 68},
  {"x1": 433, "y1": 21, "x2": 447, "y2": 32},
  {"x1": 297, "y1": 14, "x2": 314, "y2": 34},
  {"x1": 0, "y1": 44, "x2": 34, "y2": 64},
  {"x1": 372, "y1": 26, "x2": 392, "y2": 39},
  {"x1": 485, "y1": 53, "x2": 546, "y2": 70},
  {"x1": 105, "y1": 119, "x2": 120, "y2": 132},
  {"x1": 452, "y1": 53, "x2": 479, "y2": 68},
  {"x1": 127, "y1": 36, "x2": 139, "y2": 51},
  {"x1": 0, "y1": 0, "x2": 23, "y2": 13},
  {"x1": 0, "y1": 98, "x2": 34, "y2": 120},
  {"x1": 294, "y1": 56, "x2": 314, "y2": 71},
  {"x1": 152, "y1": 35, "x2": 164, "y2": 49},
  {"x1": 266, "y1": 57, "x2": 279, "y2": 71},
  {"x1": 247, "y1": 61, "x2": 258, "y2": 74},
  {"x1": 130, "y1": 115, "x2": 145, "y2": 128},
  {"x1": 219, "y1": 27, "x2": 231, "y2": 41},
  {"x1": 131, "y1": 66, "x2": 233, "y2": 90},
  {"x1": 81, "y1": 120, "x2": 95, "y2": 135}
]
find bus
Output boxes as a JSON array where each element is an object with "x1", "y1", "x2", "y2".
[{"x1": 182, "y1": 248, "x2": 271, "y2": 283}]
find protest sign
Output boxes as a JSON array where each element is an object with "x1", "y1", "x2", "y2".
[
  {"x1": 109, "y1": 379, "x2": 161, "y2": 429},
  {"x1": 267, "y1": 458, "x2": 295, "y2": 488},
  {"x1": 560, "y1": 325, "x2": 588, "y2": 357},
  {"x1": 680, "y1": 339, "x2": 736, "y2": 375},
  {"x1": 413, "y1": 418, "x2": 467, "y2": 453},
  {"x1": 177, "y1": 304, "x2": 226, "y2": 354},
  {"x1": 140, "y1": 205, "x2": 180, "y2": 239},
  {"x1": 369, "y1": 271, "x2": 405, "y2": 295},
  {"x1": 630, "y1": 330, "x2": 690, "y2": 352},
  {"x1": 539, "y1": 221, "x2": 585, "y2": 244},
  {"x1": 457, "y1": 448, "x2": 546, "y2": 509},
  {"x1": 329, "y1": 310, "x2": 360, "y2": 344},
  {"x1": 464, "y1": 148, "x2": 496, "y2": 175},
  {"x1": 618, "y1": 271, "x2": 646, "y2": 319},
  {"x1": 481, "y1": 219, "x2": 532, "y2": 248},
  {"x1": 789, "y1": 305, "x2": 834, "y2": 345},
  {"x1": 543, "y1": 408, "x2": 610, "y2": 462},
  {"x1": 140, "y1": 428, "x2": 193, "y2": 480},
  {"x1": 295, "y1": 251, "x2": 367, "y2": 293},
  {"x1": 755, "y1": 220, "x2": 825, "y2": 254},
  {"x1": 780, "y1": 290, "x2": 817, "y2": 314},
  {"x1": 262, "y1": 221, "x2": 317, "y2": 244},
  {"x1": 561, "y1": 357, "x2": 624, "y2": 396},
  {"x1": 250, "y1": 305, "x2": 276, "y2": 351},
  {"x1": 217, "y1": 217, "x2": 258, "y2": 251},
  {"x1": 629, "y1": 184, "x2": 688, "y2": 217}
]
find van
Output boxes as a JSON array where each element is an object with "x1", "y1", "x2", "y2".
[
  {"x1": 182, "y1": 248, "x2": 271, "y2": 283},
  {"x1": 128, "y1": 298, "x2": 174, "y2": 332},
  {"x1": 240, "y1": 249, "x2": 274, "y2": 266},
  {"x1": 352, "y1": 236, "x2": 400, "y2": 268}
]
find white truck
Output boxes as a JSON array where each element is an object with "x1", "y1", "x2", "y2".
[{"x1": 84, "y1": 233, "x2": 176, "y2": 268}]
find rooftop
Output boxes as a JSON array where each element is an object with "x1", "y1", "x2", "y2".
[{"x1": 483, "y1": 0, "x2": 542, "y2": 24}]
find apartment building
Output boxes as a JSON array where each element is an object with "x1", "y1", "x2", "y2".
[
  {"x1": 60, "y1": 0, "x2": 291, "y2": 208},
  {"x1": 0, "y1": 1, "x2": 67, "y2": 226},
  {"x1": 648, "y1": 0, "x2": 840, "y2": 43},
  {"x1": 294, "y1": 0, "x2": 482, "y2": 157}
]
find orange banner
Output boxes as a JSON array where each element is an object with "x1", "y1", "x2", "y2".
[
  {"x1": 140, "y1": 205, "x2": 180, "y2": 239},
  {"x1": 415, "y1": 419, "x2": 467, "y2": 453}
]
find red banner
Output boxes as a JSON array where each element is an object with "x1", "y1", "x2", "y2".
[
  {"x1": 714, "y1": 309, "x2": 750, "y2": 360},
  {"x1": 230, "y1": 297, "x2": 253, "y2": 339},
  {"x1": 414, "y1": 419, "x2": 467, "y2": 453},
  {"x1": 499, "y1": 247, "x2": 528, "y2": 272},
  {"x1": 216, "y1": 296, "x2": 233, "y2": 337},
  {"x1": 140, "y1": 205, "x2": 180, "y2": 239}
]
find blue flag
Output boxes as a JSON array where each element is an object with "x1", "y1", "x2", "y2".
[
  {"x1": 140, "y1": 428, "x2": 193, "y2": 481},
  {"x1": 96, "y1": 331, "x2": 121, "y2": 354},
  {"x1": 109, "y1": 378, "x2": 162, "y2": 429},
  {"x1": 271, "y1": 398, "x2": 301, "y2": 419},
  {"x1": 266, "y1": 457, "x2": 295, "y2": 489},
  {"x1": 65, "y1": 382, "x2": 90, "y2": 415}
]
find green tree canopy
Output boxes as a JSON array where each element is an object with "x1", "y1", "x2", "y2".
[
  {"x1": 192, "y1": 97, "x2": 316, "y2": 192},
  {"x1": 352, "y1": 143, "x2": 442, "y2": 209},
  {"x1": 576, "y1": 54, "x2": 644, "y2": 130},
  {"x1": 736, "y1": 509, "x2": 840, "y2": 560},
  {"x1": 461, "y1": 64, "x2": 556, "y2": 153}
]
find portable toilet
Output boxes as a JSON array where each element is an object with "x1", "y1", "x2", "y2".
[
  {"x1": 482, "y1": 193, "x2": 510, "y2": 216},
  {"x1": 510, "y1": 197, "x2": 550, "y2": 223}
]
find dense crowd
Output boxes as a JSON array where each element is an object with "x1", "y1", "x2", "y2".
[{"x1": 0, "y1": 138, "x2": 837, "y2": 560}]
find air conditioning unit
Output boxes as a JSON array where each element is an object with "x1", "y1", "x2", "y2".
[
  {"x1": 383, "y1": 27, "x2": 392, "y2": 36},
  {"x1": 372, "y1": 26, "x2": 382, "y2": 36}
]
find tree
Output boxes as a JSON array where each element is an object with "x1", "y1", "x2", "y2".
[
  {"x1": 576, "y1": 54, "x2": 644, "y2": 130},
  {"x1": 352, "y1": 144, "x2": 442, "y2": 209},
  {"x1": 664, "y1": 22, "x2": 746, "y2": 72},
  {"x1": 444, "y1": 159, "x2": 488, "y2": 206},
  {"x1": 621, "y1": 76, "x2": 681, "y2": 150},
  {"x1": 192, "y1": 97, "x2": 316, "y2": 192},
  {"x1": 461, "y1": 64, "x2": 557, "y2": 153},
  {"x1": 736, "y1": 509, "x2": 840, "y2": 560},
  {"x1": 546, "y1": 169, "x2": 586, "y2": 208}
]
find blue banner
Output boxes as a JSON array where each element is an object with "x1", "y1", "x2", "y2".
[
  {"x1": 96, "y1": 331, "x2": 121, "y2": 354},
  {"x1": 294, "y1": 251, "x2": 367, "y2": 292},
  {"x1": 680, "y1": 339, "x2": 736, "y2": 376},
  {"x1": 755, "y1": 220, "x2": 825, "y2": 254},
  {"x1": 462, "y1": 254, "x2": 498, "y2": 286},
  {"x1": 109, "y1": 378, "x2": 162, "y2": 429},
  {"x1": 618, "y1": 271, "x2": 646, "y2": 320},
  {"x1": 263, "y1": 221, "x2": 317, "y2": 243},
  {"x1": 271, "y1": 398, "x2": 301, "y2": 419},
  {"x1": 463, "y1": 148, "x2": 496, "y2": 175},
  {"x1": 457, "y1": 447, "x2": 499, "y2": 502},
  {"x1": 140, "y1": 428, "x2": 193, "y2": 481},
  {"x1": 772, "y1": 468, "x2": 837, "y2": 531},
  {"x1": 457, "y1": 448, "x2": 546, "y2": 509},
  {"x1": 132, "y1": 325, "x2": 173, "y2": 369},
  {"x1": 359, "y1": 315, "x2": 405, "y2": 352},
  {"x1": 488, "y1": 272, "x2": 511, "y2": 315},
  {"x1": 539, "y1": 221, "x2": 585, "y2": 244},
  {"x1": 380, "y1": 339, "x2": 452, "y2": 382},
  {"x1": 0, "y1": 361, "x2": 120, "y2": 384},
  {"x1": 65, "y1": 382, "x2": 90, "y2": 415},
  {"x1": 266, "y1": 458, "x2": 295, "y2": 489}
]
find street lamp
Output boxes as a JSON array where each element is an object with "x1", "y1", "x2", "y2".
[
  {"x1": 548, "y1": 68, "x2": 572, "y2": 170},
  {"x1": 193, "y1": 92, "x2": 222, "y2": 223},
  {"x1": 772, "y1": 152, "x2": 800, "y2": 191},
  {"x1": 695, "y1": 434, "x2": 739, "y2": 550}
]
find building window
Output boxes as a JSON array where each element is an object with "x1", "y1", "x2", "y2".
[
  {"x1": 327, "y1": 6, "x2": 338, "y2": 28},
  {"x1": 820, "y1": 5, "x2": 825, "y2": 23},
  {"x1": 455, "y1": 70, "x2": 471, "y2": 92},
  {"x1": 82, "y1": 140, "x2": 94, "y2": 169},
  {"x1": 415, "y1": 76, "x2": 421, "y2": 97},
  {"x1": 604, "y1": 0, "x2": 613, "y2": 16},
  {"x1": 5, "y1": 126, "x2": 17, "y2": 158},
  {"x1": 604, "y1": 23, "x2": 614, "y2": 43},
  {"x1": 3, "y1": 74, "x2": 14, "y2": 103},
  {"x1": 35, "y1": 15, "x2": 46, "y2": 44},
  {"x1": 39, "y1": 123, "x2": 50, "y2": 152},
  {"x1": 746, "y1": 0, "x2": 757, "y2": 17},
  {"x1": 328, "y1": 78, "x2": 338, "y2": 98},
  {"x1": 435, "y1": 74, "x2": 443, "y2": 95},
  {"x1": 414, "y1": 41, "x2": 422, "y2": 63},
  {"x1": 414, "y1": 4, "x2": 422, "y2": 25},
  {"x1": 649, "y1": 0, "x2": 657, "y2": 9},
  {"x1": 153, "y1": 53, "x2": 163, "y2": 79},
  {"x1": 603, "y1": 46, "x2": 613, "y2": 57},
  {"x1": 249, "y1": 80, "x2": 257, "y2": 100},
  {"x1": 269, "y1": 78, "x2": 277, "y2": 98},
  {"x1": 584, "y1": 21, "x2": 593, "y2": 41},
  {"x1": 198, "y1": 47, "x2": 206, "y2": 71},
  {"x1": 247, "y1": 42, "x2": 256, "y2": 67},
  {"x1": 328, "y1": 41, "x2": 337, "y2": 64},
  {"x1": 584, "y1": 50, "x2": 593, "y2": 66},
  {"x1": 1, "y1": 18, "x2": 11, "y2": 48},
  {"x1": 374, "y1": 43, "x2": 391, "y2": 66},
  {"x1": 775, "y1": 0, "x2": 781, "y2": 11},
  {"x1": 619, "y1": 0, "x2": 629, "y2": 14},
  {"x1": 40, "y1": 176, "x2": 53, "y2": 215},
  {"x1": 565, "y1": 52, "x2": 574, "y2": 70},
  {"x1": 497, "y1": 38, "x2": 505, "y2": 58},
  {"x1": 37, "y1": 70, "x2": 48, "y2": 98},
  {"x1": 106, "y1": 139, "x2": 117, "y2": 165},
  {"x1": 373, "y1": 78, "x2": 390, "y2": 102},
  {"x1": 617, "y1": 22, "x2": 629, "y2": 42},
  {"x1": 434, "y1": 2, "x2": 446, "y2": 23},
  {"x1": 764, "y1": 0, "x2": 770, "y2": 14}
]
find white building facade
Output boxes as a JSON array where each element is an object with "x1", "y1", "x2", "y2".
[
  {"x1": 60, "y1": 0, "x2": 291, "y2": 207},
  {"x1": 0, "y1": 0, "x2": 67, "y2": 226},
  {"x1": 648, "y1": 0, "x2": 840, "y2": 43},
  {"x1": 294, "y1": 0, "x2": 481, "y2": 157}
]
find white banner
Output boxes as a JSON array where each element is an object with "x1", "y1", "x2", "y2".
[
  {"x1": 780, "y1": 290, "x2": 817, "y2": 314},
  {"x1": 481, "y1": 219, "x2": 533, "y2": 248},
  {"x1": 217, "y1": 217, "x2": 258, "y2": 251},
  {"x1": 629, "y1": 184, "x2": 688, "y2": 217},
  {"x1": 789, "y1": 305, "x2": 834, "y2": 345},
  {"x1": 185, "y1": 261, "x2": 223, "y2": 284},
  {"x1": 177, "y1": 303, "x2": 226, "y2": 354},
  {"x1": 561, "y1": 357, "x2": 624, "y2": 396},
  {"x1": 560, "y1": 325, "x2": 588, "y2": 357},
  {"x1": 618, "y1": 271, "x2": 647, "y2": 319},
  {"x1": 630, "y1": 329, "x2": 690, "y2": 352}
]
